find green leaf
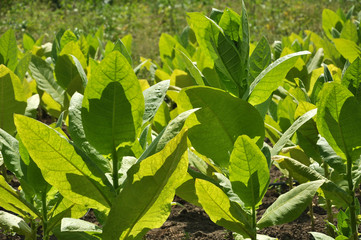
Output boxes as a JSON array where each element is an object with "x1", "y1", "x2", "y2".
[
  {"x1": 60, "y1": 30, "x2": 77, "y2": 49},
  {"x1": 176, "y1": 49, "x2": 206, "y2": 86},
  {"x1": 195, "y1": 179, "x2": 254, "y2": 237},
  {"x1": 0, "y1": 211, "x2": 32, "y2": 237},
  {"x1": 310, "y1": 232, "x2": 335, "y2": 240},
  {"x1": 0, "y1": 65, "x2": 28, "y2": 134},
  {"x1": 15, "y1": 52, "x2": 32, "y2": 81},
  {"x1": 82, "y1": 51, "x2": 144, "y2": 154},
  {"x1": 143, "y1": 80, "x2": 169, "y2": 124},
  {"x1": 271, "y1": 108, "x2": 317, "y2": 156},
  {"x1": 342, "y1": 57, "x2": 361, "y2": 101},
  {"x1": 102, "y1": 129, "x2": 188, "y2": 240},
  {"x1": 322, "y1": 9, "x2": 343, "y2": 40},
  {"x1": 178, "y1": 86, "x2": 264, "y2": 168},
  {"x1": 24, "y1": 94, "x2": 40, "y2": 118},
  {"x1": 14, "y1": 114, "x2": 112, "y2": 212},
  {"x1": 22, "y1": 33, "x2": 35, "y2": 51},
  {"x1": 0, "y1": 129, "x2": 22, "y2": 179},
  {"x1": 61, "y1": 218, "x2": 102, "y2": 233},
  {"x1": 29, "y1": 55, "x2": 65, "y2": 104},
  {"x1": 0, "y1": 29, "x2": 18, "y2": 71},
  {"x1": 333, "y1": 38, "x2": 361, "y2": 63},
  {"x1": 245, "y1": 51, "x2": 310, "y2": 105},
  {"x1": 257, "y1": 180, "x2": 324, "y2": 229},
  {"x1": 340, "y1": 20, "x2": 358, "y2": 43},
  {"x1": 69, "y1": 92, "x2": 111, "y2": 173},
  {"x1": 316, "y1": 82, "x2": 361, "y2": 160},
  {"x1": 0, "y1": 176, "x2": 38, "y2": 217},
  {"x1": 229, "y1": 135, "x2": 269, "y2": 208},
  {"x1": 113, "y1": 39, "x2": 132, "y2": 66},
  {"x1": 248, "y1": 37, "x2": 271, "y2": 84}
]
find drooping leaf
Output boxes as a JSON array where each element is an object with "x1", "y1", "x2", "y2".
[
  {"x1": 245, "y1": 51, "x2": 310, "y2": 105},
  {"x1": 102, "y1": 130, "x2": 188, "y2": 240},
  {"x1": 195, "y1": 179, "x2": 254, "y2": 237},
  {"x1": 257, "y1": 180, "x2": 324, "y2": 228},
  {"x1": 0, "y1": 211, "x2": 32, "y2": 237},
  {"x1": 309, "y1": 232, "x2": 335, "y2": 240},
  {"x1": 178, "y1": 86, "x2": 264, "y2": 168},
  {"x1": 14, "y1": 114, "x2": 112, "y2": 212},
  {"x1": 0, "y1": 29, "x2": 18, "y2": 71},
  {"x1": 29, "y1": 55, "x2": 65, "y2": 104},
  {"x1": 229, "y1": 135, "x2": 269, "y2": 208},
  {"x1": 82, "y1": 51, "x2": 144, "y2": 154},
  {"x1": 143, "y1": 80, "x2": 170, "y2": 124},
  {"x1": 0, "y1": 65, "x2": 29, "y2": 134},
  {"x1": 61, "y1": 218, "x2": 102, "y2": 233}
]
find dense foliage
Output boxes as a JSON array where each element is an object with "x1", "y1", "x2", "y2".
[{"x1": 0, "y1": 1, "x2": 361, "y2": 239}]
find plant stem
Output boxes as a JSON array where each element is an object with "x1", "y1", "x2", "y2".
[
  {"x1": 309, "y1": 202, "x2": 315, "y2": 231},
  {"x1": 112, "y1": 146, "x2": 119, "y2": 192},
  {"x1": 251, "y1": 205, "x2": 257, "y2": 240},
  {"x1": 346, "y1": 154, "x2": 358, "y2": 240},
  {"x1": 42, "y1": 188, "x2": 49, "y2": 240},
  {"x1": 323, "y1": 162, "x2": 335, "y2": 237}
]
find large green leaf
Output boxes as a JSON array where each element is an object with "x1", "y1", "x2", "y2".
[
  {"x1": 195, "y1": 179, "x2": 254, "y2": 237},
  {"x1": 142, "y1": 80, "x2": 169, "y2": 124},
  {"x1": 229, "y1": 135, "x2": 269, "y2": 208},
  {"x1": 271, "y1": 108, "x2": 317, "y2": 156},
  {"x1": 316, "y1": 82, "x2": 361, "y2": 160},
  {"x1": 102, "y1": 130, "x2": 188, "y2": 240},
  {"x1": 0, "y1": 65, "x2": 28, "y2": 134},
  {"x1": 113, "y1": 39, "x2": 132, "y2": 66},
  {"x1": 0, "y1": 129, "x2": 22, "y2": 179},
  {"x1": 248, "y1": 37, "x2": 271, "y2": 84},
  {"x1": 14, "y1": 114, "x2": 112, "y2": 212},
  {"x1": 178, "y1": 86, "x2": 264, "y2": 168},
  {"x1": 245, "y1": 51, "x2": 310, "y2": 105},
  {"x1": 322, "y1": 9, "x2": 343, "y2": 40},
  {"x1": 0, "y1": 176, "x2": 38, "y2": 218},
  {"x1": 82, "y1": 51, "x2": 144, "y2": 154},
  {"x1": 68, "y1": 92, "x2": 111, "y2": 173},
  {"x1": 29, "y1": 55, "x2": 65, "y2": 104},
  {"x1": 342, "y1": 57, "x2": 361, "y2": 101},
  {"x1": 333, "y1": 38, "x2": 361, "y2": 63},
  {"x1": 257, "y1": 180, "x2": 324, "y2": 229},
  {"x1": 0, "y1": 29, "x2": 17, "y2": 71}
]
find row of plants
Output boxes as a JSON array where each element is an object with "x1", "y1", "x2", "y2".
[{"x1": 0, "y1": 1, "x2": 361, "y2": 239}]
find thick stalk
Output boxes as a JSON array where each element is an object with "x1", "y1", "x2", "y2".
[
  {"x1": 112, "y1": 146, "x2": 119, "y2": 192},
  {"x1": 323, "y1": 162, "x2": 335, "y2": 237},
  {"x1": 346, "y1": 154, "x2": 358, "y2": 240},
  {"x1": 309, "y1": 202, "x2": 315, "y2": 231}
]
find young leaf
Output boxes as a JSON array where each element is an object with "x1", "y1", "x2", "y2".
[
  {"x1": 248, "y1": 37, "x2": 271, "y2": 84},
  {"x1": 257, "y1": 180, "x2": 324, "y2": 229},
  {"x1": 245, "y1": 51, "x2": 310, "y2": 105},
  {"x1": 342, "y1": 57, "x2": 361, "y2": 101},
  {"x1": 29, "y1": 55, "x2": 65, "y2": 104},
  {"x1": 195, "y1": 179, "x2": 254, "y2": 237},
  {"x1": 113, "y1": 39, "x2": 132, "y2": 66},
  {"x1": 0, "y1": 65, "x2": 28, "y2": 134},
  {"x1": 102, "y1": 129, "x2": 188, "y2": 240},
  {"x1": 82, "y1": 51, "x2": 144, "y2": 155},
  {"x1": 14, "y1": 114, "x2": 112, "y2": 212},
  {"x1": 271, "y1": 108, "x2": 317, "y2": 156},
  {"x1": 178, "y1": 86, "x2": 264, "y2": 168},
  {"x1": 0, "y1": 29, "x2": 18, "y2": 71},
  {"x1": 61, "y1": 218, "x2": 102, "y2": 233},
  {"x1": 229, "y1": 135, "x2": 269, "y2": 208},
  {"x1": 142, "y1": 80, "x2": 170, "y2": 124}
]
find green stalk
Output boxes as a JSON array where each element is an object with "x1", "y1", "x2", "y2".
[
  {"x1": 309, "y1": 202, "x2": 315, "y2": 231},
  {"x1": 323, "y1": 162, "x2": 335, "y2": 237},
  {"x1": 41, "y1": 188, "x2": 49, "y2": 240},
  {"x1": 346, "y1": 153, "x2": 358, "y2": 240},
  {"x1": 112, "y1": 146, "x2": 119, "y2": 192},
  {"x1": 251, "y1": 205, "x2": 257, "y2": 240}
]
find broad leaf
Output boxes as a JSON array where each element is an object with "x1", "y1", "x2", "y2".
[
  {"x1": 245, "y1": 51, "x2": 310, "y2": 105},
  {"x1": 69, "y1": 92, "x2": 111, "y2": 173},
  {"x1": 29, "y1": 55, "x2": 65, "y2": 104},
  {"x1": 322, "y1": 9, "x2": 343, "y2": 40},
  {"x1": 0, "y1": 29, "x2": 17, "y2": 71},
  {"x1": 333, "y1": 38, "x2": 361, "y2": 63},
  {"x1": 113, "y1": 39, "x2": 132, "y2": 66},
  {"x1": 195, "y1": 179, "x2": 254, "y2": 237},
  {"x1": 142, "y1": 80, "x2": 169, "y2": 124},
  {"x1": 229, "y1": 135, "x2": 269, "y2": 208},
  {"x1": 61, "y1": 218, "x2": 102, "y2": 233},
  {"x1": 14, "y1": 114, "x2": 112, "y2": 212},
  {"x1": 0, "y1": 129, "x2": 22, "y2": 179},
  {"x1": 102, "y1": 130, "x2": 188, "y2": 240},
  {"x1": 0, "y1": 211, "x2": 32, "y2": 237},
  {"x1": 342, "y1": 57, "x2": 361, "y2": 101},
  {"x1": 178, "y1": 86, "x2": 264, "y2": 168},
  {"x1": 310, "y1": 232, "x2": 335, "y2": 240},
  {"x1": 0, "y1": 65, "x2": 29, "y2": 134},
  {"x1": 82, "y1": 51, "x2": 144, "y2": 154},
  {"x1": 257, "y1": 180, "x2": 324, "y2": 228},
  {"x1": 248, "y1": 37, "x2": 271, "y2": 84}
]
